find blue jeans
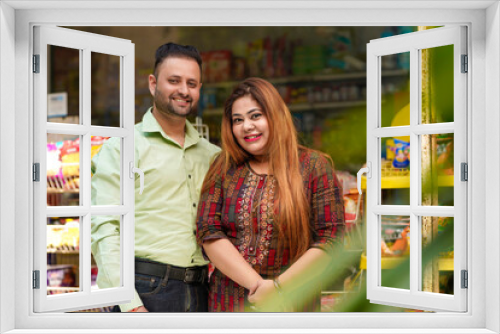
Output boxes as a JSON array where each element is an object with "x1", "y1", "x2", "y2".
[{"x1": 112, "y1": 273, "x2": 209, "y2": 312}]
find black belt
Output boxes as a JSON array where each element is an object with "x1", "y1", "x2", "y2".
[{"x1": 135, "y1": 258, "x2": 207, "y2": 284}]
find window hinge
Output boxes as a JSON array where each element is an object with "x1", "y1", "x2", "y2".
[
  {"x1": 461, "y1": 54, "x2": 468, "y2": 73},
  {"x1": 33, "y1": 54, "x2": 40, "y2": 73},
  {"x1": 33, "y1": 270, "x2": 40, "y2": 289},
  {"x1": 33, "y1": 163, "x2": 40, "y2": 182},
  {"x1": 461, "y1": 162, "x2": 468, "y2": 181},
  {"x1": 461, "y1": 270, "x2": 468, "y2": 289}
]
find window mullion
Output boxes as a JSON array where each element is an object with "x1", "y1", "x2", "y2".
[
  {"x1": 366, "y1": 44, "x2": 381, "y2": 298},
  {"x1": 372, "y1": 205, "x2": 411, "y2": 215},
  {"x1": 412, "y1": 123, "x2": 455, "y2": 135},
  {"x1": 409, "y1": 47, "x2": 420, "y2": 295},
  {"x1": 122, "y1": 50, "x2": 136, "y2": 292},
  {"x1": 79, "y1": 48, "x2": 92, "y2": 295}
]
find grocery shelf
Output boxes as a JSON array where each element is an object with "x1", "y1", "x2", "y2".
[
  {"x1": 359, "y1": 254, "x2": 454, "y2": 271},
  {"x1": 291, "y1": 100, "x2": 366, "y2": 112},
  {"x1": 204, "y1": 100, "x2": 367, "y2": 116},
  {"x1": 360, "y1": 174, "x2": 454, "y2": 189},
  {"x1": 201, "y1": 69, "x2": 408, "y2": 116},
  {"x1": 47, "y1": 174, "x2": 79, "y2": 193},
  {"x1": 47, "y1": 249, "x2": 79, "y2": 255},
  {"x1": 203, "y1": 69, "x2": 409, "y2": 89}
]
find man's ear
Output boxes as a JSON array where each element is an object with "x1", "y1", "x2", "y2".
[{"x1": 148, "y1": 74, "x2": 157, "y2": 97}]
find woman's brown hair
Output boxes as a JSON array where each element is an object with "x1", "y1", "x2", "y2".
[{"x1": 202, "y1": 77, "x2": 311, "y2": 261}]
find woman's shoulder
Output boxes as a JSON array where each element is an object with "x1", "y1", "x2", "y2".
[{"x1": 299, "y1": 147, "x2": 332, "y2": 170}]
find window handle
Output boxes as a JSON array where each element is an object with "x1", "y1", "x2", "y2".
[
  {"x1": 357, "y1": 162, "x2": 371, "y2": 194},
  {"x1": 129, "y1": 161, "x2": 144, "y2": 195}
]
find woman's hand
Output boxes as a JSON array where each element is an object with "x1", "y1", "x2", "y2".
[
  {"x1": 248, "y1": 279, "x2": 275, "y2": 305},
  {"x1": 248, "y1": 277, "x2": 264, "y2": 295}
]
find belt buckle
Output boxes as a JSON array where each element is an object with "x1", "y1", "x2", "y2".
[{"x1": 184, "y1": 268, "x2": 196, "y2": 283}]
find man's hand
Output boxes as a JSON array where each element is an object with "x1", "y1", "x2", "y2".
[{"x1": 129, "y1": 306, "x2": 148, "y2": 312}]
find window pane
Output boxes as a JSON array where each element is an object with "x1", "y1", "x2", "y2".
[
  {"x1": 421, "y1": 133, "x2": 454, "y2": 206},
  {"x1": 420, "y1": 45, "x2": 454, "y2": 124},
  {"x1": 381, "y1": 137, "x2": 410, "y2": 205},
  {"x1": 91, "y1": 136, "x2": 121, "y2": 206},
  {"x1": 47, "y1": 45, "x2": 80, "y2": 124},
  {"x1": 47, "y1": 217, "x2": 80, "y2": 295},
  {"x1": 90, "y1": 136, "x2": 123, "y2": 291},
  {"x1": 91, "y1": 215, "x2": 122, "y2": 290},
  {"x1": 91, "y1": 52, "x2": 121, "y2": 127},
  {"x1": 421, "y1": 216, "x2": 454, "y2": 295},
  {"x1": 381, "y1": 215, "x2": 410, "y2": 290},
  {"x1": 47, "y1": 134, "x2": 80, "y2": 206},
  {"x1": 381, "y1": 53, "x2": 410, "y2": 128}
]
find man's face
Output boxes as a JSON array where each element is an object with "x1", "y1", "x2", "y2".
[{"x1": 149, "y1": 57, "x2": 202, "y2": 118}]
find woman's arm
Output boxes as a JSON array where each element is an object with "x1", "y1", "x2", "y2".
[
  {"x1": 203, "y1": 239, "x2": 263, "y2": 292},
  {"x1": 248, "y1": 247, "x2": 330, "y2": 305}
]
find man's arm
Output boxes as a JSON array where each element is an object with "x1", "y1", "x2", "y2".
[{"x1": 91, "y1": 138, "x2": 144, "y2": 312}]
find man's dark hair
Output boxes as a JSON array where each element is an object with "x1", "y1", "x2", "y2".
[{"x1": 154, "y1": 42, "x2": 203, "y2": 79}]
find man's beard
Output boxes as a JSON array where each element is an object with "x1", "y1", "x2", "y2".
[{"x1": 154, "y1": 87, "x2": 196, "y2": 118}]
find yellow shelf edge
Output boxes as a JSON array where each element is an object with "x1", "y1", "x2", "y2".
[{"x1": 361, "y1": 174, "x2": 454, "y2": 189}]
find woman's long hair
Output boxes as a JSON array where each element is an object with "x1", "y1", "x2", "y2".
[{"x1": 202, "y1": 77, "x2": 311, "y2": 261}]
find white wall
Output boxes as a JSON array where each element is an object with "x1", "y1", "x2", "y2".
[
  {"x1": 0, "y1": 2, "x2": 16, "y2": 333},
  {"x1": 2, "y1": 4, "x2": 495, "y2": 332},
  {"x1": 485, "y1": 2, "x2": 500, "y2": 333}
]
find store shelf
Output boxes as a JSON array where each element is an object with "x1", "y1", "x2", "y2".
[
  {"x1": 47, "y1": 249, "x2": 79, "y2": 255},
  {"x1": 47, "y1": 175, "x2": 79, "y2": 194},
  {"x1": 201, "y1": 69, "x2": 408, "y2": 116},
  {"x1": 361, "y1": 174, "x2": 454, "y2": 189},
  {"x1": 204, "y1": 100, "x2": 367, "y2": 116},
  {"x1": 203, "y1": 69, "x2": 409, "y2": 89},
  {"x1": 359, "y1": 254, "x2": 454, "y2": 271}
]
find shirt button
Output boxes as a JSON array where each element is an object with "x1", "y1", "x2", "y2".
[
  {"x1": 193, "y1": 203, "x2": 196, "y2": 207},
  {"x1": 188, "y1": 174, "x2": 192, "y2": 179}
]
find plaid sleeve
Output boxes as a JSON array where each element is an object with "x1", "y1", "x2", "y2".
[
  {"x1": 196, "y1": 167, "x2": 228, "y2": 249},
  {"x1": 309, "y1": 154, "x2": 345, "y2": 253}
]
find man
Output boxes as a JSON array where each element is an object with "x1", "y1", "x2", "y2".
[{"x1": 91, "y1": 43, "x2": 220, "y2": 312}]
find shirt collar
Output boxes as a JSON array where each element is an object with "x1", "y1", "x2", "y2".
[{"x1": 142, "y1": 107, "x2": 201, "y2": 148}]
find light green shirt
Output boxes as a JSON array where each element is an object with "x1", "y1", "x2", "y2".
[{"x1": 91, "y1": 108, "x2": 220, "y2": 311}]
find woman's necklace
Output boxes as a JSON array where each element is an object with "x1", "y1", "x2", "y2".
[{"x1": 249, "y1": 159, "x2": 269, "y2": 175}]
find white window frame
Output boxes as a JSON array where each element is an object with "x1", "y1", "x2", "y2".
[
  {"x1": 1, "y1": 1, "x2": 498, "y2": 333},
  {"x1": 32, "y1": 25, "x2": 136, "y2": 312},
  {"x1": 366, "y1": 26, "x2": 468, "y2": 312}
]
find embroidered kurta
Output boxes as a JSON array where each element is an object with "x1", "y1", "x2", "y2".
[{"x1": 196, "y1": 149, "x2": 345, "y2": 312}]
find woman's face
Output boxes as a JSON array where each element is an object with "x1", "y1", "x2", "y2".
[{"x1": 231, "y1": 95, "x2": 269, "y2": 159}]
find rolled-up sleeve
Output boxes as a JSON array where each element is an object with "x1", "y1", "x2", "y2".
[
  {"x1": 196, "y1": 166, "x2": 228, "y2": 251},
  {"x1": 309, "y1": 155, "x2": 345, "y2": 253}
]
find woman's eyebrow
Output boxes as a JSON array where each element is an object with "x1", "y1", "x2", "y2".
[{"x1": 232, "y1": 108, "x2": 260, "y2": 118}]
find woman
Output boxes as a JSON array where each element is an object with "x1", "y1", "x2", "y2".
[{"x1": 196, "y1": 77, "x2": 345, "y2": 312}]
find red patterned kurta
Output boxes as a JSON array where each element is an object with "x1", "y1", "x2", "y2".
[{"x1": 196, "y1": 149, "x2": 345, "y2": 312}]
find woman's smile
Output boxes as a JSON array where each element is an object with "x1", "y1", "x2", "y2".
[{"x1": 244, "y1": 134, "x2": 262, "y2": 142}]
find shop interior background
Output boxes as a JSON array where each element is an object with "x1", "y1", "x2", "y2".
[{"x1": 44, "y1": 25, "x2": 455, "y2": 313}]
